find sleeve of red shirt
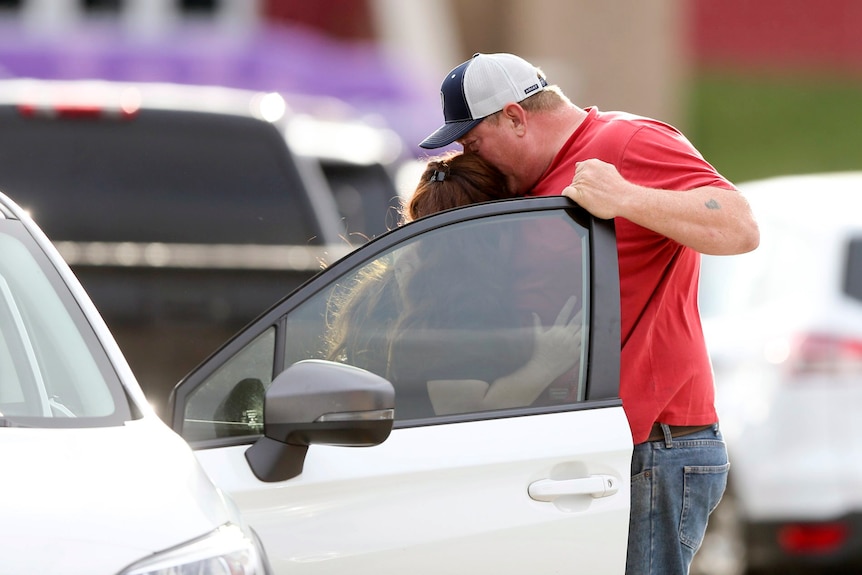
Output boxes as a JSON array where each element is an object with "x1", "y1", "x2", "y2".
[{"x1": 618, "y1": 122, "x2": 736, "y2": 192}]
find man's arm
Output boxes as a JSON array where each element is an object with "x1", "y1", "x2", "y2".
[{"x1": 563, "y1": 158, "x2": 760, "y2": 255}]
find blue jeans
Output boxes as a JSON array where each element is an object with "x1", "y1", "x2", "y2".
[{"x1": 626, "y1": 424, "x2": 729, "y2": 575}]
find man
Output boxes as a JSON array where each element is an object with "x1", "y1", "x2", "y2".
[{"x1": 419, "y1": 52, "x2": 759, "y2": 574}]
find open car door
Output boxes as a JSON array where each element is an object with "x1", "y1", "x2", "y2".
[{"x1": 170, "y1": 196, "x2": 632, "y2": 574}]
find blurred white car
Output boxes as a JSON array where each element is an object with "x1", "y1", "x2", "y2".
[
  {"x1": 0, "y1": 192, "x2": 271, "y2": 574},
  {"x1": 699, "y1": 172, "x2": 862, "y2": 573}
]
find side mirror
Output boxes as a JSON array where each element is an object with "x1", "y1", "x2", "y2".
[{"x1": 245, "y1": 359, "x2": 395, "y2": 482}]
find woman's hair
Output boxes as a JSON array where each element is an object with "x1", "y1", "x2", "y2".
[
  {"x1": 405, "y1": 151, "x2": 516, "y2": 222},
  {"x1": 327, "y1": 150, "x2": 529, "y2": 386},
  {"x1": 324, "y1": 258, "x2": 401, "y2": 376}
]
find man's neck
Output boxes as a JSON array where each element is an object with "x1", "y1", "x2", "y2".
[{"x1": 527, "y1": 105, "x2": 588, "y2": 189}]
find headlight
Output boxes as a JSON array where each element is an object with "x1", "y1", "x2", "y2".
[{"x1": 120, "y1": 523, "x2": 270, "y2": 575}]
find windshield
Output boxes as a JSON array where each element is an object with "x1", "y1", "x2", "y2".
[{"x1": 0, "y1": 220, "x2": 132, "y2": 427}]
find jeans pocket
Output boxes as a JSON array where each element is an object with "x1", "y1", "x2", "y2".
[
  {"x1": 626, "y1": 469, "x2": 653, "y2": 573},
  {"x1": 629, "y1": 469, "x2": 652, "y2": 529},
  {"x1": 679, "y1": 462, "x2": 730, "y2": 550}
]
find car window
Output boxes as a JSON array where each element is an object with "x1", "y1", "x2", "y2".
[
  {"x1": 176, "y1": 201, "x2": 597, "y2": 443},
  {"x1": 284, "y1": 210, "x2": 588, "y2": 418},
  {"x1": 182, "y1": 327, "x2": 274, "y2": 441},
  {"x1": 844, "y1": 237, "x2": 862, "y2": 303},
  {"x1": 322, "y1": 161, "x2": 402, "y2": 241},
  {"x1": 0, "y1": 223, "x2": 132, "y2": 426}
]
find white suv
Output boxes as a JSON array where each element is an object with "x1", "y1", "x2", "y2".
[
  {"x1": 0, "y1": 191, "x2": 271, "y2": 574},
  {"x1": 698, "y1": 172, "x2": 862, "y2": 573}
]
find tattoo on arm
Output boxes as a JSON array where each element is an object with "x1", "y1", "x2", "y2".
[{"x1": 705, "y1": 199, "x2": 721, "y2": 210}]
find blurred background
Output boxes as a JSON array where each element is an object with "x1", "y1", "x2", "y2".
[{"x1": 1, "y1": 0, "x2": 861, "y2": 179}]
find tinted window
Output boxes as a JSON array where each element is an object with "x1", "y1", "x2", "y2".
[
  {"x1": 285, "y1": 211, "x2": 588, "y2": 420},
  {"x1": 322, "y1": 161, "x2": 401, "y2": 241},
  {"x1": 0, "y1": 108, "x2": 320, "y2": 245},
  {"x1": 844, "y1": 237, "x2": 862, "y2": 302},
  {"x1": 179, "y1": 206, "x2": 590, "y2": 441}
]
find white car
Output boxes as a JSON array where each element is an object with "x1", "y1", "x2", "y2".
[
  {"x1": 699, "y1": 172, "x2": 862, "y2": 573},
  {"x1": 2, "y1": 190, "x2": 634, "y2": 573},
  {"x1": 0, "y1": 192, "x2": 271, "y2": 574},
  {"x1": 168, "y1": 195, "x2": 633, "y2": 573}
]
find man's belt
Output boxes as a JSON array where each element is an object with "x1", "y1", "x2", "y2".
[{"x1": 647, "y1": 423, "x2": 714, "y2": 442}]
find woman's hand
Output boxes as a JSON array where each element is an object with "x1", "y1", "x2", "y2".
[
  {"x1": 427, "y1": 295, "x2": 583, "y2": 415},
  {"x1": 528, "y1": 295, "x2": 582, "y2": 381}
]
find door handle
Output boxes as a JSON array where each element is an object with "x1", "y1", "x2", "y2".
[{"x1": 528, "y1": 475, "x2": 620, "y2": 501}]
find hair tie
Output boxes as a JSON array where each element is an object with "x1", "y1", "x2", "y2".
[{"x1": 429, "y1": 169, "x2": 447, "y2": 182}]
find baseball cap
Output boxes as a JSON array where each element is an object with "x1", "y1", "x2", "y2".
[{"x1": 419, "y1": 53, "x2": 548, "y2": 150}]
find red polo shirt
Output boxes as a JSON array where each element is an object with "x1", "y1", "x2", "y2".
[{"x1": 529, "y1": 107, "x2": 733, "y2": 444}]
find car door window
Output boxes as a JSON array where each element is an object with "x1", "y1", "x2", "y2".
[
  {"x1": 181, "y1": 327, "x2": 275, "y2": 442},
  {"x1": 176, "y1": 200, "x2": 605, "y2": 443},
  {"x1": 321, "y1": 161, "x2": 403, "y2": 240},
  {"x1": 844, "y1": 237, "x2": 862, "y2": 303},
  {"x1": 283, "y1": 210, "x2": 588, "y2": 419}
]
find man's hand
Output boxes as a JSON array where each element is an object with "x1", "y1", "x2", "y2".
[
  {"x1": 562, "y1": 158, "x2": 630, "y2": 220},
  {"x1": 562, "y1": 158, "x2": 760, "y2": 255}
]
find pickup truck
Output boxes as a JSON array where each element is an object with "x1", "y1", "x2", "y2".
[{"x1": 0, "y1": 78, "x2": 407, "y2": 418}]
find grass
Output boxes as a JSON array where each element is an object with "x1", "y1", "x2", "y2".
[{"x1": 687, "y1": 70, "x2": 862, "y2": 184}]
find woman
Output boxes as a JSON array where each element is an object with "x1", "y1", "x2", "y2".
[{"x1": 326, "y1": 151, "x2": 581, "y2": 415}]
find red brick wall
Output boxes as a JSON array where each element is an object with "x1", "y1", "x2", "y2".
[{"x1": 691, "y1": 0, "x2": 862, "y2": 72}]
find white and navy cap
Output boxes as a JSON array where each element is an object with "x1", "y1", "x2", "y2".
[{"x1": 419, "y1": 53, "x2": 548, "y2": 150}]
